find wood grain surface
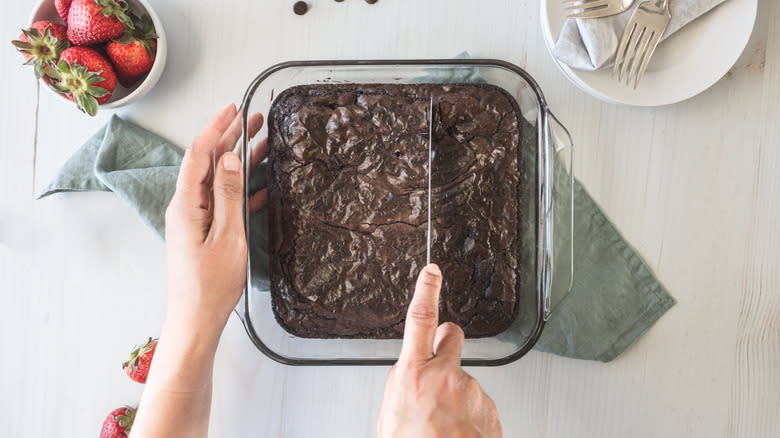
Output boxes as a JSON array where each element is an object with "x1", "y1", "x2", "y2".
[{"x1": 1, "y1": 1, "x2": 778, "y2": 437}]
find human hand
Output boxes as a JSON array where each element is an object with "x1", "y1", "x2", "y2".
[
  {"x1": 377, "y1": 264, "x2": 503, "y2": 438},
  {"x1": 164, "y1": 103, "x2": 268, "y2": 336}
]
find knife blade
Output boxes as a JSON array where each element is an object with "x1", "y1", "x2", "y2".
[{"x1": 426, "y1": 96, "x2": 433, "y2": 265}]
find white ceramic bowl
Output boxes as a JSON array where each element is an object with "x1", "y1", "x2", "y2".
[{"x1": 29, "y1": 0, "x2": 167, "y2": 109}]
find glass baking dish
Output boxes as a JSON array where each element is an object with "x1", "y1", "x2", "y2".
[{"x1": 236, "y1": 59, "x2": 574, "y2": 366}]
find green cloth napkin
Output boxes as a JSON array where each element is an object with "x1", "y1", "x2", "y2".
[
  {"x1": 536, "y1": 178, "x2": 675, "y2": 360},
  {"x1": 39, "y1": 111, "x2": 674, "y2": 362},
  {"x1": 38, "y1": 115, "x2": 182, "y2": 237}
]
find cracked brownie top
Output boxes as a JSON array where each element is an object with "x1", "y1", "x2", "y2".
[{"x1": 267, "y1": 83, "x2": 523, "y2": 338}]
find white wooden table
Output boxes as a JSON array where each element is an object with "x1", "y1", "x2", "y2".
[{"x1": 2, "y1": 1, "x2": 779, "y2": 436}]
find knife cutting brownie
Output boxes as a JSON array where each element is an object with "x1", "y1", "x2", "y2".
[{"x1": 267, "y1": 83, "x2": 523, "y2": 338}]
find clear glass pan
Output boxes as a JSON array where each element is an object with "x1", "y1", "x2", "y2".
[{"x1": 237, "y1": 59, "x2": 573, "y2": 366}]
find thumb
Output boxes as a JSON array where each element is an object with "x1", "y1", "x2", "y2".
[
  {"x1": 210, "y1": 152, "x2": 244, "y2": 239},
  {"x1": 399, "y1": 264, "x2": 442, "y2": 364}
]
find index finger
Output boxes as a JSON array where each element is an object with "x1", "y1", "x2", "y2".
[
  {"x1": 174, "y1": 103, "x2": 237, "y2": 209},
  {"x1": 399, "y1": 264, "x2": 442, "y2": 364}
]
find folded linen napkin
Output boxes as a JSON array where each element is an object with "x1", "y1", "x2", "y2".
[
  {"x1": 553, "y1": 0, "x2": 730, "y2": 71},
  {"x1": 39, "y1": 111, "x2": 673, "y2": 362},
  {"x1": 38, "y1": 115, "x2": 182, "y2": 236}
]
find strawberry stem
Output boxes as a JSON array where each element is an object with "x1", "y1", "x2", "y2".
[
  {"x1": 47, "y1": 60, "x2": 108, "y2": 117},
  {"x1": 116, "y1": 406, "x2": 136, "y2": 433},
  {"x1": 122, "y1": 337, "x2": 157, "y2": 371},
  {"x1": 96, "y1": 0, "x2": 135, "y2": 30},
  {"x1": 10, "y1": 24, "x2": 70, "y2": 78}
]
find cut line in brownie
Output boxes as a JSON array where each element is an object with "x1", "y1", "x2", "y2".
[{"x1": 267, "y1": 83, "x2": 523, "y2": 339}]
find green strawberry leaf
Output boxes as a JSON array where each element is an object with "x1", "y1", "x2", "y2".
[
  {"x1": 44, "y1": 64, "x2": 62, "y2": 80},
  {"x1": 21, "y1": 28, "x2": 41, "y2": 41},
  {"x1": 116, "y1": 34, "x2": 136, "y2": 45},
  {"x1": 87, "y1": 85, "x2": 108, "y2": 98},
  {"x1": 118, "y1": 14, "x2": 135, "y2": 30},
  {"x1": 125, "y1": 11, "x2": 140, "y2": 25},
  {"x1": 53, "y1": 82, "x2": 70, "y2": 93},
  {"x1": 10, "y1": 40, "x2": 32, "y2": 50},
  {"x1": 55, "y1": 39, "x2": 71, "y2": 52},
  {"x1": 97, "y1": 0, "x2": 135, "y2": 30},
  {"x1": 136, "y1": 14, "x2": 157, "y2": 39},
  {"x1": 141, "y1": 39, "x2": 155, "y2": 58},
  {"x1": 77, "y1": 93, "x2": 99, "y2": 117},
  {"x1": 116, "y1": 12, "x2": 157, "y2": 43},
  {"x1": 73, "y1": 64, "x2": 88, "y2": 76}
]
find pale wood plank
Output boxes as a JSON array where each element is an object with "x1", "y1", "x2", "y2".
[
  {"x1": 2, "y1": 0, "x2": 779, "y2": 437},
  {"x1": 728, "y1": 2, "x2": 780, "y2": 436}
]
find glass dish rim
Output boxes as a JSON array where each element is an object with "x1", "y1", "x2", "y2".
[{"x1": 237, "y1": 59, "x2": 564, "y2": 366}]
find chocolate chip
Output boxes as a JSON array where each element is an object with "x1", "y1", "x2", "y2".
[
  {"x1": 334, "y1": 0, "x2": 344, "y2": 2},
  {"x1": 293, "y1": 1, "x2": 308, "y2": 15},
  {"x1": 365, "y1": 0, "x2": 378, "y2": 3}
]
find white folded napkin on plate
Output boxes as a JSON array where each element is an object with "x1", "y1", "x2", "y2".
[{"x1": 553, "y1": 0, "x2": 730, "y2": 71}]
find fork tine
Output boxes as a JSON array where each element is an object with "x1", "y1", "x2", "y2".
[
  {"x1": 561, "y1": 0, "x2": 598, "y2": 5},
  {"x1": 633, "y1": 31, "x2": 662, "y2": 88},
  {"x1": 627, "y1": 29, "x2": 653, "y2": 86},
  {"x1": 564, "y1": 0, "x2": 610, "y2": 11},
  {"x1": 620, "y1": 26, "x2": 645, "y2": 83},
  {"x1": 561, "y1": 0, "x2": 602, "y2": 7},
  {"x1": 568, "y1": 6, "x2": 617, "y2": 19},
  {"x1": 613, "y1": 23, "x2": 636, "y2": 80}
]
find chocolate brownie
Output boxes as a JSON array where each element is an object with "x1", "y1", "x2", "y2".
[{"x1": 267, "y1": 83, "x2": 523, "y2": 338}]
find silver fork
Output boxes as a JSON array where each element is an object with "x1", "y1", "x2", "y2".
[
  {"x1": 563, "y1": 0, "x2": 635, "y2": 19},
  {"x1": 613, "y1": 0, "x2": 672, "y2": 88}
]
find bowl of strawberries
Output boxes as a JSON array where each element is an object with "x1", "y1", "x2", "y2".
[{"x1": 12, "y1": 0, "x2": 167, "y2": 116}]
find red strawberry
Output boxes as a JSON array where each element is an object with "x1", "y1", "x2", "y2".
[
  {"x1": 100, "y1": 406, "x2": 135, "y2": 438},
  {"x1": 106, "y1": 14, "x2": 157, "y2": 87},
  {"x1": 10, "y1": 21, "x2": 70, "y2": 77},
  {"x1": 122, "y1": 337, "x2": 157, "y2": 383},
  {"x1": 67, "y1": 0, "x2": 133, "y2": 46},
  {"x1": 55, "y1": 0, "x2": 73, "y2": 24},
  {"x1": 46, "y1": 46, "x2": 116, "y2": 116}
]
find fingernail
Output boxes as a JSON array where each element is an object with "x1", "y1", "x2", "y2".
[
  {"x1": 222, "y1": 153, "x2": 241, "y2": 172},
  {"x1": 426, "y1": 264, "x2": 441, "y2": 276}
]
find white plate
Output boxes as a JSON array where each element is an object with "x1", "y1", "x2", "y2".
[{"x1": 540, "y1": 0, "x2": 757, "y2": 106}]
